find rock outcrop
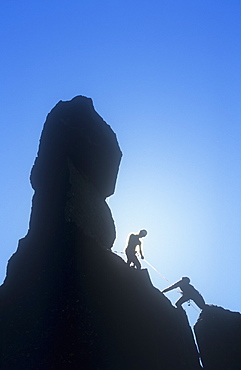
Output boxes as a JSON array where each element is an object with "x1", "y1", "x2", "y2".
[
  {"x1": 195, "y1": 305, "x2": 241, "y2": 369},
  {"x1": 0, "y1": 96, "x2": 202, "y2": 369}
]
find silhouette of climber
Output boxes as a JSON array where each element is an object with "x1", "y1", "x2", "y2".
[
  {"x1": 162, "y1": 277, "x2": 206, "y2": 310},
  {"x1": 125, "y1": 229, "x2": 147, "y2": 269}
]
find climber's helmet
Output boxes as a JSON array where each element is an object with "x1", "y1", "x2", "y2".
[
  {"x1": 139, "y1": 229, "x2": 147, "y2": 238},
  {"x1": 181, "y1": 277, "x2": 190, "y2": 284}
]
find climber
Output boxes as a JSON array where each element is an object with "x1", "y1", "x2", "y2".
[
  {"x1": 125, "y1": 229, "x2": 147, "y2": 269},
  {"x1": 162, "y1": 277, "x2": 206, "y2": 310}
]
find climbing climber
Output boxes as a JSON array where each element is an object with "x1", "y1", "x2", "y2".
[
  {"x1": 125, "y1": 229, "x2": 147, "y2": 269},
  {"x1": 162, "y1": 277, "x2": 206, "y2": 310}
]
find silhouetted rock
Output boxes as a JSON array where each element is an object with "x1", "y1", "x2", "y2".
[
  {"x1": 195, "y1": 305, "x2": 241, "y2": 369},
  {"x1": 0, "y1": 96, "x2": 201, "y2": 369}
]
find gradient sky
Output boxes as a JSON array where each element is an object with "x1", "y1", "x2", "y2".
[{"x1": 1, "y1": 1, "x2": 241, "y2": 326}]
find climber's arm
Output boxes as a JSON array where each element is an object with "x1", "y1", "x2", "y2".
[
  {"x1": 139, "y1": 243, "x2": 144, "y2": 259},
  {"x1": 162, "y1": 281, "x2": 179, "y2": 293}
]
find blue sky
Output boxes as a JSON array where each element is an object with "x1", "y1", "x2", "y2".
[{"x1": 1, "y1": 1, "x2": 241, "y2": 326}]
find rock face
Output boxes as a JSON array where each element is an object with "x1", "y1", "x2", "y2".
[
  {"x1": 195, "y1": 305, "x2": 241, "y2": 369},
  {"x1": 0, "y1": 96, "x2": 202, "y2": 369},
  {"x1": 29, "y1": 95, "x2": 121, "y2": 248}
]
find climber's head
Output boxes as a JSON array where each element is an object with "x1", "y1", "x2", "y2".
[
  {"x1": 139, "y1": 229, "x2": 147, "y2": 238},
  {"x1": 181, "y1": 277, "x2": 190, "y2": 284}
]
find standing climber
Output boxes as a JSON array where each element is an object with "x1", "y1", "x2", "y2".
[
  {"x1": 162, "y1": 277, "x2": 206, "y2": 310},
  {"x1": 125, "y1": 229, "x2": 147, "y2": 269}
]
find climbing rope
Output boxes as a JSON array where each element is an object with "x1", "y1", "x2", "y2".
[
  {"x1": 142, "y1": 258, "x2": 170, "y2": 283},
  {"x1": 114, "y1": 250, "x2": 200, "y2": 312},
  {"x1": 143, "y1": 257, "x2": 200, "y2": 313}
]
